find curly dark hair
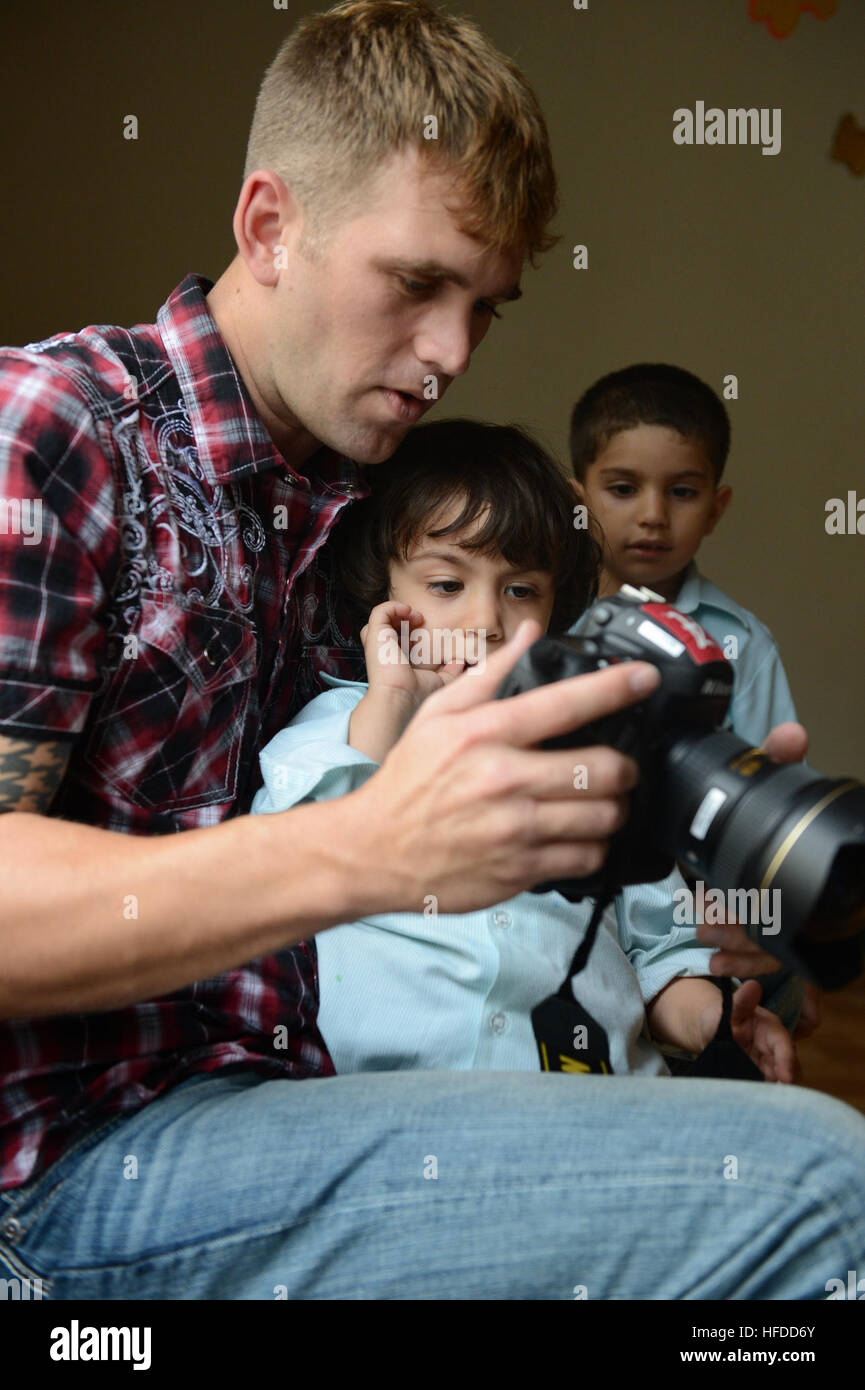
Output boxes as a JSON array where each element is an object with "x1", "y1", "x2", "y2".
[{"x1": 331, "y1": 418, "x2": 602, "y2": 637}]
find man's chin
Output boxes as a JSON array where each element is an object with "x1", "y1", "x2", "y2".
[{"x1": 338, "y1": 421, "x2": 413, "y2": 466}]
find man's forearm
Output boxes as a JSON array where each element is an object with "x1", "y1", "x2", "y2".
[{"x1": 0, "y1": 798, "x2": 379, "y2": 1020}]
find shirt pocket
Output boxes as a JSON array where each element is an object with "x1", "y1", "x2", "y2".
[{"x1": 86, "y1": 596, "x2": 258, "y2": 811}]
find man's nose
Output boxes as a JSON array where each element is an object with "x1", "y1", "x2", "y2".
[{"x1": 415, "y1": 312, "x2": 473, "y2": 379}]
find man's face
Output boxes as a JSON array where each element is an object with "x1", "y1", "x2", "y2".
[
  {"x1": 264, "y1": 147, "x2": 523, "y2": 464},
  {"x1": 387, "y1": 500, "x2": 555, "y2": 665},
  {"x1": 578, "y1": 424, "x2": 732, "y2": 601}
]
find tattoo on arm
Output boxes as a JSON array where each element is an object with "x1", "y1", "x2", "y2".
[{"x1": 0, "y1": 737, "x2": 72, "y2": 815}]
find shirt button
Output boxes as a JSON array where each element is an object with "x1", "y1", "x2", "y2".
[
  {"x1": 491, "y1": 910, "x2": 511, "y2": 929},
  {"x1": 489, "y1": 1012, "x2": 509, "y2": 1035},
  {"x1": 2, "y1": 1215, "x2": 22, "y2": 1242}
]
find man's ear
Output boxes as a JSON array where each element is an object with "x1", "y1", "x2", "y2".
[
  {"x1": 705, "y1": 484, "x2": 733, "y2": 536},
  {"x1": 233, "y1": 170, "x2": 300, "y2": 287}
]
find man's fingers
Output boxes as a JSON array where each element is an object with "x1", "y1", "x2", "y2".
[
  {"x1": 477, "y1": 660, "x2": 661, "y2": 750},
  {"x1": 479, "y1": 745, "x2": 638, "y2": 800},
  {"x1": 434, "y1": 651, "x2": 661, "y2": 757},
  {"x1": 427, "y1": 623, "x2": 662, "y2": 745},
  {"x1": 429, "y1": 620, "x2": 544, "y2": 711},
  {"x1": 706, "y1": 947, "x2": 782, "y2": 977},
  {"x1": 517, "y1": 793, "x2": 630, "y2": 843},
  {"x1": 696, "y1": 921, "x2": 783, "y2": 976},
  {"x1": 761, "y1": 721, "x2": 808, "y2": 765}
]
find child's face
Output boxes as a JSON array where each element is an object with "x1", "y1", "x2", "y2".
[
  {"x1": 387, "y1": 501, "x2": 556, "y2": 659},
  {"x1": 578, "y1": 424, "x2": 732, "y2": 601}
]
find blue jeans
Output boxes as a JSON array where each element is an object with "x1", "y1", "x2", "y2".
[{"x1": 1, "y1": 1068, "x2": 863, "y2": 1300}]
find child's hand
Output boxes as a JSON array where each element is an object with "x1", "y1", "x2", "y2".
[
  {"x1": 726, "y1": 980, "x2": 798, "y2": 1083},
  {"x1": 361, "y1": 600, "x2": 467, "y2": 705}
]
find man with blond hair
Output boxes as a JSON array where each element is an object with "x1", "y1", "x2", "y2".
[{"x1": 1, "y1": 1, "x2": 863, "y2": 1301}]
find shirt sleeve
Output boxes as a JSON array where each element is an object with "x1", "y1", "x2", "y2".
[
  {"x1": 0, "y1": 354, "x2": 108, "y2": 740},
  {"x1": 726, "y1": 626, "x2": 798, "y2": 747},
  {"x1": 251, "y1": 683, "x2": 377, "y2": 813},
  {"x1": 614, "y1": 875, "x2": 718, "y2": 1005}
]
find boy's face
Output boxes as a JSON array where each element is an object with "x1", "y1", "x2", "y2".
[
  {"x1": 577, "y1": 424, "x2": 732, "y2": 601},
  {"x1": 387, "y1": 501, "x2": 556, "y2": 663}
]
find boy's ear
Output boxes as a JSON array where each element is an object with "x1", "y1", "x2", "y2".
[{"x1": 705, "y1": 484, "x2": 733, "y2": 535}]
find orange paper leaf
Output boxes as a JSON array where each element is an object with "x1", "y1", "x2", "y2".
[{"x1": 749, "y1": 0, "x2": 838, "y2": 39}]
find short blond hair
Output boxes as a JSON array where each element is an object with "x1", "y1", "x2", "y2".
[{"x1": 244, "y1": 0, "x2": 558, "y2": 264}]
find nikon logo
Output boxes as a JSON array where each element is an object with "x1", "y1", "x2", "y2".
[{"x1": 673, "y1": 103, "x2": 781, "y2": 156}]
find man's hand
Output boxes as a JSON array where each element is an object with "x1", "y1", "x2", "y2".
[{"x1": 344, "y1": 620, "x2": 660, "y2": 916}]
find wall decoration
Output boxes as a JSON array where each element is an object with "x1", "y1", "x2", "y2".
[
  {"x1": 831, "y1": 113, "x2": 865, "y2": 176},
  {"x1": 749, "y1": 0, "x2": 838, "y2": 40}
]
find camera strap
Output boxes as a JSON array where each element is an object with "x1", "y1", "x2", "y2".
[
  {"x1": 532, "y1": 887, "x2": 764, "y2": 1081},
  {"x1": 532, "y1": 889, "x2": 616, "y2": 1073}
]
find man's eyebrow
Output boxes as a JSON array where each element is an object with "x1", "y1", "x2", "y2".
[{"x1": 382, "y1": 258, "x2": 522, "y2": 302}]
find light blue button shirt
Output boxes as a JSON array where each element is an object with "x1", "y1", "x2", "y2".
[{"x1": 568, "y1": 564, "x2": 799, "y2": 1008}]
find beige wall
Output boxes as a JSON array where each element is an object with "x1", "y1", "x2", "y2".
[{"x1": 2, "y1": 0, "x2": 863, "y2": 774}]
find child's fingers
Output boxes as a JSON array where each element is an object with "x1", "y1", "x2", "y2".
[
  {"x1": 730, "y1": 978, "x2": 762, "y2": 1022},
  {"x1": 437, "y1": 660, "x2": 467, "y2": 686},
  {"x1": 754, "y1": 1007, "x2": 797, "y2": 1084}
]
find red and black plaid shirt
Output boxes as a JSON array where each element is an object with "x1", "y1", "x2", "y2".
[{"x1": 0, "y1": 273, "x2": 369, "y2": 1190}]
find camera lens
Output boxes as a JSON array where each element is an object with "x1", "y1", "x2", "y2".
[{"x1": 662, "y1": 729, "x2": 865, "y2": 986}]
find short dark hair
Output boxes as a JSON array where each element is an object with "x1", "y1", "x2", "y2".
[
  {"x1": 569, "y1": 363, "x2": 731, "y2": 483},
  {"x1": 333, "y1": 418, "x2": 601, "y2": 634}
]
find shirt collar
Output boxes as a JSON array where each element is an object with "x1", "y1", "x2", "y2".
[
  {"x1": 157, "y1": 273, "x2": 368, "y2": 500},
  {"x1": 674, "y1": 562, "x2": 754, "y2": 632}
]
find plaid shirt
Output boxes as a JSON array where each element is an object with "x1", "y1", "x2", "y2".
[{"x1": 0, "y1": 273, "x2": 369, "y2": 1190}]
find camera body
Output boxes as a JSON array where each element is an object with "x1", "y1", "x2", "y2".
[{"x1": 496, "y1": 584, "x2": 734, "y2": 897}]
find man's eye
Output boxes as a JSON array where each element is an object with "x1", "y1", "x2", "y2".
[
  {"x1": 402, "y1": 278, "x2": 433, "y2": 296},
  {"x1": 428, "y1": 580, "x2": 462, "y2": 594}
]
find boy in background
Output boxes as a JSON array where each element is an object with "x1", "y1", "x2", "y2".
[{"x1": 568, "y1": 363, "x2": 812, "y2": 1037}]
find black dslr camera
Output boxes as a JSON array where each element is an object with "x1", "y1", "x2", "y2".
[{"x1": 495, "y1": 585, "x2": 865, "y2": 989}]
